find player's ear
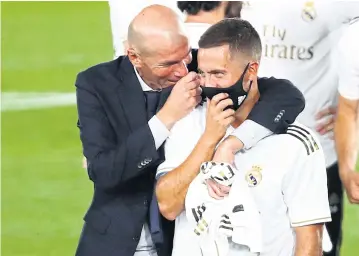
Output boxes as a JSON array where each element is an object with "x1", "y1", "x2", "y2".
[
  {"x1": 127, "y1": 47, "x2": 142, "y2": 68},
  {"x1": 244, "y1": 62, "x2": 259, "y2": 92},
  {"x1": 248, "y1": 62, "x2": 259, "y2": 80}
]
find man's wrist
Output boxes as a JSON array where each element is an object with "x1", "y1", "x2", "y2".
[
  {"x1": 156, "y1": 108, "x2": 176, "y2": 131},
  {"x1": 220, "y1": 135, "x2": 244, "y2": 154},
  {"x1": 339, "y1": 166, "x2": 355, "y2": 182}
]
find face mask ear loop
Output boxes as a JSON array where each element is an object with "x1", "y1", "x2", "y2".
[{"x1": 247, "y1": 80, "x2": 253, "y2": 93}]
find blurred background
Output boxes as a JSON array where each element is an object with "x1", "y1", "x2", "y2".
[{"x1": 1, "y1": 1, "x2": 358, "y2": 256}]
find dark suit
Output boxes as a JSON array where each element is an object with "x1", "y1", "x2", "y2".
[{"x1": 74, "y1": 51, "x2": 305, "y2": 256}]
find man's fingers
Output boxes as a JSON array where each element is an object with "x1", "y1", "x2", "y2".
[
  {"x1": 220, "y1": 108, "x2": 235, "y2": 119},
  {"x1": 184, "y1": 79, "x2": 201, "y2": 91},
  {"x1": 211, "y1": 93, "x2": 229, "y2": 106},
  {"x1": 207, "y1": 183, "x2": 224, "y2": 200},
  {"x1": 195, "y1": 87, "x2": 203, "y2": 96},
  {"x1": 217, "y1": 183, "x2": 230, "y2": 194},
  {"x1": 82, "y1": 157, "x2": 87, "y2": 169},
  {"x1": 181, "y1": 71, "x2": 198, "y2": 83},
  {"x1": 316, "y1": 116, "x2": 335, "y2": 135},
  {"x1": 216, "y1": 98, "x2": 234, "y2": 111},
  {"x1": 315, "y1": 106, "x2": 337, "y2": 120},
  {"x1": 206, "y1": 180, "x2": 225, "y2": 199},
  {"x1": 223, "y1": 116, "x2": 236, "y2": 127}
]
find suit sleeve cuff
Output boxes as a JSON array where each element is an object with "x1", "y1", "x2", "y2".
[
  {"x1": 231, "y1": 120, "x2": 272, "y2": 150},
  {"x1": 148, "y1": 115, "x2": 170, "y2": 150}
]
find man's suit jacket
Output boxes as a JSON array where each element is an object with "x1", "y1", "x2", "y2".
[
  {"x1": 75, "y1": 56, "x2": 173, "y2": 256},
  {"x1": 75, "y1": 49, "x2": 305, "y2": 256}
]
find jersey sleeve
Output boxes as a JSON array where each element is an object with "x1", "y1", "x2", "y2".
[
  {"x1": 338, "y1": 20, "x2": 359, "y2": 100},
  {"x1": 325, "y1": 2, "x2": 359, "y2": 31},
  {"x1": 282, "y1": 126, "x2": 331, "y2": 227}
]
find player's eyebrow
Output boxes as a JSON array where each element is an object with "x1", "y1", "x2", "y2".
[{"x1": 198, "y1": 68, "x2": 226, "y2": 74}]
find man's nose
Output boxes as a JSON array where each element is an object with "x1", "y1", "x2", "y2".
[{"x1": 173, "y1": 60, "x2": 188, "y2": 77}]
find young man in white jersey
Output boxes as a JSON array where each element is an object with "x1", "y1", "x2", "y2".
[
  {"x1": 240, "y1": 2, "x2": 359, "y2": 254},
  {"x1": 156, "y1": 18, "x2": 331, "y2": 256},
  {"x1": 177, "y1": 1, "x2": 242, "y2": 49},
  {"x1": 335, "y1": 19, "x2": 359, "y2": 204}
]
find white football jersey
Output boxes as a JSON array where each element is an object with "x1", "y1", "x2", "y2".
[
  {"x1": 241, "y1": 1, "x2": 359, "y2": 167},
  {"x1": 184, "y1": 22, "x2": 212, "y2": 49},
  {"x1": 157, "y1": 103, "x2": 331, "y2": 256},
  {"x1": 338, "y1": 19, "x2": 359, "y2": 100}
]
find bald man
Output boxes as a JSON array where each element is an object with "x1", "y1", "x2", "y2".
[
  {"x1": 75, "y1": 6, "x2": 200, "y2": 256},
  {"x1": 75, "y1": 5, "x2": 304, "y2": 256}
]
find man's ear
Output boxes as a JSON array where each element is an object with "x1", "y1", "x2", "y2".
[
  {"x1": 127, "y1": 47, "x2": 142, "y2": 68},
  {"x1": 248, "y1": 62, "x2": 259, "y2": 81},
  {"x1": 243, "y1": 62, "x2": 259, "y2": 92}
]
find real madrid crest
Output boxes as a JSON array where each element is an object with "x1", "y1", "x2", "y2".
[
  {"x1": 245, "y1": 165, "x2": 263, "y2": 187},
  {"x1": 301, "y1": 1, "x2": 317, "y2": 22}
]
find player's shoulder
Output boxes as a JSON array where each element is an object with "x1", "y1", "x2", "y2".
[
  {"x1": 257, "y1": 76, "x2": 294, "y2": 88},
  {"x1": 281, "y1": 122, "x2": 322, "y2": 157},
  {"x1": 340, "y1": 19, "x2": 359, "y2": 48}
]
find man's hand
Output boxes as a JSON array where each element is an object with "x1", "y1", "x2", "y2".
[
  {"x1": 213, "y1": 135, "x2": 244, "y2": 164},
  {"x1": 157, "y1": 72, "x2": 202, "y2": 130},
  {"x1": 206, "y1": 136, "x2": 244, "y2": 200},
  {"x1": 341, "y1": 169, "x2": 359, "y2": 204},
  {"x1": 203, "y1": 93, "x2": 235, "y2": 144},
  {"x1": 206, "y1": 179, "x2": 230, "y2": 200},
  {"x1": 82, "y1": 157, "x2": 87, "y2": 169},
  {"x1": 315, "y1": 106, "x2": 337, "y2": 137}
]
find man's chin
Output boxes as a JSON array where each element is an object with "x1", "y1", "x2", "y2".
[{"x1": 165, "y1": 80, "x2": 179, "y2": 87}]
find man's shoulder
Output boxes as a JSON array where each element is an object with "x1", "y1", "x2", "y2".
[
  {"x1": 277, "y1": 122, "x2": 322, "y2": 157},
  {"x1": 340, "y1": 20, "x2": 359, "y2": 53},
  {"x1": 257, "y1": 76, "x2": 294, "y2": 88},
  {"x1": 75, "y1": 56, "x2": 129, "y2": 91},
  {"x1": 77, "y1": 57, "x2": 122, "y2": 79}
]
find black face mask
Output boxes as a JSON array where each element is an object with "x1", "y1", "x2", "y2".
[{"x1": 200, "y1": 63, "x2": 251, "y2": 110}]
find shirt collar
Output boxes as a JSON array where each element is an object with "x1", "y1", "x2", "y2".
[{"x1": 134, "y1": 67, "x2": 154, "y2": 92}]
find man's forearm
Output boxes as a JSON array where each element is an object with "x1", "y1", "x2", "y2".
[
  {"x1": 156, "y1": 135, "x2": 217, "y2": 220},
  {"x1": 335, "y1": 96, "x2": 358, "y2": 175},
  {"x1": 295, "y1": 224, "x2": 323, "y2": 256}
]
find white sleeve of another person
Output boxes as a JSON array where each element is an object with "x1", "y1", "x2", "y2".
[
  {"x1": 282, "y1": 136, "x2": 332, "y2": 227},
  {"x1": 338, "y1": 20, "x2": 359, "y2": 100}
]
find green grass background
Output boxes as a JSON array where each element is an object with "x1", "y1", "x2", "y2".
[{"x1": 1, "y1": 2, "x2": 358, "y2": 255}]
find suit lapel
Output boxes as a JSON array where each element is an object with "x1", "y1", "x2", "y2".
[{"x1": 116, "y1": 57, "x2": 147, "y2": 132}]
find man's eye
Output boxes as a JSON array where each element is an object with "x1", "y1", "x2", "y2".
[{"x1": 214, "y1": 73, "x2": 224, "y2": 78}]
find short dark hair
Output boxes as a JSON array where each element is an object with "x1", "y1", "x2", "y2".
[
  {"x1": 177, "y1": 1, "x2": 221, "y2": 15},
  {"x1": 198, "y1": 18, "x2": 262, "y2": 62}
]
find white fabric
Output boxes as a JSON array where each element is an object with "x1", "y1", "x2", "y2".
[
  {"x1": 185, "y1": 162, "x2": 262, "y2": 256},
  {"x1": 108, "y1": 0, "x2": 182, "y2": 58},
  {"x1": 184, "y1": 22, "x2": 212, "y2": 49},
  {"x1": 157, "y1": 103, "x2": 331, "y2": 256},
  {"x1": 241, "y1": 1, "x2": 359, "y2": 167},
  {"x1": 338, "y1": 19, "x2": 359, "y2": 100},
  {"x1": 230, "y1": 120, "x2": 272, "y2": 150}
]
